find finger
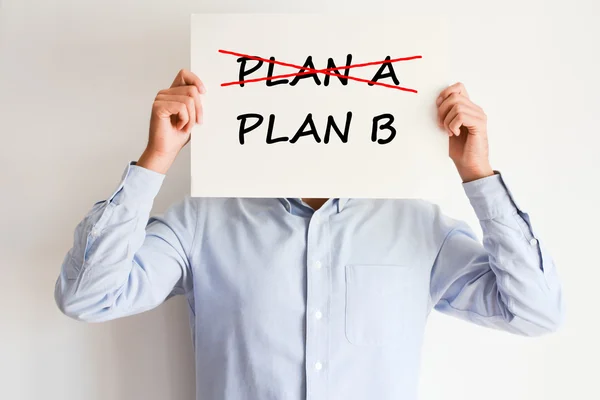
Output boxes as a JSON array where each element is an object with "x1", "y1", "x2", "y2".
[
  {"x1": 443, "y1": 103, "x2": 480, "y2": 135},
  {"x1": 437, "y1": 90, "x2": 483, "y2": 117},
  {"x1": 438, "y1": 94, "x2": 482, "y2": 127},
  {"x1": 445, "y1": 106, "x2": 484, "y2": 136},
  {"x1": 156, "y1": 94, "x2": 196, "y2": 132},
  {"x1": 153, "y1": 100, "x2": 189, "y2": 131},
  {"x1": 158, "y1": 85, "x2": 203, "y2": 124},
  {"x1": 448, "y1": 112, "x2": 482, "y2": 137},
  {"x1": 437, "y1": 93, "x2": 462, "y2": 126},
  {"x1": 436, "y1": 82, "x2": 469, "y2": 106},
  {"x1": 171, "y1": 69, "x2": 206, "y2": 94}
]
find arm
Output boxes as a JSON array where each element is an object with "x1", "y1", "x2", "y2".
[
  {"x1": 429, "y1": 173, "x2": 563, "y2": 336},
  {"x1": 55, "y1": 69, "x2": 206, "y2": 322},
  {"x1": 431, "y1": 82, "x2": 563, "y2": 335},
  {"x1": 55, "y1": 163, "x2": 195, "y2": 322}
]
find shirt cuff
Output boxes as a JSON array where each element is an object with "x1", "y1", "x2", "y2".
[
  {"x1": 462, "y1": 171, "x2": 518, "y2": 220},
  {"x1": 108, "y1": 161, "x2": 166, "y2": 206}
]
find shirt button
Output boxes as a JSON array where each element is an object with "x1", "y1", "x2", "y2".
[
  {"x1": 315, "y1": 362, "x2": 323, "y2": 371},
  {"x1": 314, "y1": 260, "x2": 322, "y2": 269},
  {"x1": 315, "y1": 310, "x2": 323, "y2": 320},
  {"x1": 529, "y1": 238, "x2": 538, "y2": 246}
]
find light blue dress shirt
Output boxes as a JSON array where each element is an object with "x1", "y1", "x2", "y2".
[{"x1": 55, "y1": 162, "x2": 563, "y2": 400}]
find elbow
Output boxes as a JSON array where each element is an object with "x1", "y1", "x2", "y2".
[
  {"x1": 521, "y1": 314, "x2": 563, "y2": 337},
  {"x1": 54, "y1": 278, "x2": 105, "y2": 323},
  {"x1": 55, "y1": 299, "x2": 85, "y2": 322},
  {"x1": 54, "y1": 284, "x2": 89, "y2": 322},
  {"x1": 537, "y1": 300, "x2": 565, "y2": 336},
  {"x1": 55, "y1": 293, "x2": 108, "y2": 323},
  {"x1": 514, "y1": 294, "x2": 565, "y2": 337},
  {"x1": 55, "y1": 297, "x2": 85, "y2": 321},
  {"x1": 545, "y1": 300, "x2": 565, "y2": 334},
  {"x1": 521, "y1": 319, "x2": 563, "y2": 338}
]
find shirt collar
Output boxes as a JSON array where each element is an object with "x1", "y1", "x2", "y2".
[
  {"x1": 278, "y1": 198, "x2": 350, "y2": 214},
  {"x1": 279, "y1": 198, "x2": 292, "y2": 212},
  {"x1": 338, "y1": 198, "x2": 350, "y2": 212}
]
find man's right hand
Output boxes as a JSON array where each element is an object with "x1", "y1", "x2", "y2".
[{"x1": 137, "y1": 69, "x2": 206, "y2": 174}]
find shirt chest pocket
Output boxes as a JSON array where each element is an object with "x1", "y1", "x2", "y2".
[{"x1": 345, "y1": 264, "x2": 430, "y2": 346}]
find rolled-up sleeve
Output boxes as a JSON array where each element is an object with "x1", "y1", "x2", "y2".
[
  {"x1": 430, "y1": 172, "x2": 564, "y2": 336},
  {"x1": 55, "y1": 162, "x2": 195, "y2": 322}
]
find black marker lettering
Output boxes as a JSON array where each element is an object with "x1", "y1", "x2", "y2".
[
  {"x1": 324, "y1": 112, "x2": 352, "y2": 143},
  {"x1": 369, "y1": 56, "x2": 400, "y2": 87},
  {"x1": 323, "y1": 54, "x2": 352, "y2": 86},
  {"x1": 289, "y1": 56, "x2": 322, "y2": 86},
  {"x1": 237, "y1": 113, "x2": 264, "y2": 144},
  {"x1": 266, "y1": 57, "x2": 289, "y2": 86},
  {"x1": 290, "y1": 114, "x2": 321, "y2": 143},
  {"x1": 266, "y1": 114, "x2": 288, "y2": 143},
  {"x1": 237, "y1": 57, "x2": 263, "y2": 87},
  {"x1": 371, "y1": 113, "x2": 396, "y2": 144}
]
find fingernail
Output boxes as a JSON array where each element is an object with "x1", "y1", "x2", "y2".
[
  {"x1": 199, "y1": 84, "x2": 206, "y2": 94},
  {"x1": 436, "y1": 96, "x2": 442, "y2": 106}
]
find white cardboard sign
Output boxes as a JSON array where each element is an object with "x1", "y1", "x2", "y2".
[{"x1": 191, "y1": 14, "x2": 451, "y2": 198}]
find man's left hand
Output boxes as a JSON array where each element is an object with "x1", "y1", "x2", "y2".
[{"x1": 436, "y1": 82, "x2": 495, "y2": 183}]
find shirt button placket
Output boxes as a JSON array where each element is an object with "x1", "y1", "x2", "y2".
[{"x1": 305, "y1": 211, "x2": 330, "y2": 400}]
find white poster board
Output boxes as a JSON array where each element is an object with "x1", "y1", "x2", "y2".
[{"x1": 191, "y1": 14, "x2": 452, "y2": 198}]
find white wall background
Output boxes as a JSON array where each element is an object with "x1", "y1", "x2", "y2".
[{"x1": 1, "y1": 1, "x2": 599, "y2": 399}]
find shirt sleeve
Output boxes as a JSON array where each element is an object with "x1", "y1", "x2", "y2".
[
  {"x1": 429, "y1": 172, "x2": 564, "y2": 336},
  {"x1": 54, "y1": 162, "x2": 195, "y2": 322}
]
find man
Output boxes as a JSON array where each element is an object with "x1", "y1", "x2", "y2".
[{"x1": 55, "y1": 69, "x2": 563, "y2": 400}]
